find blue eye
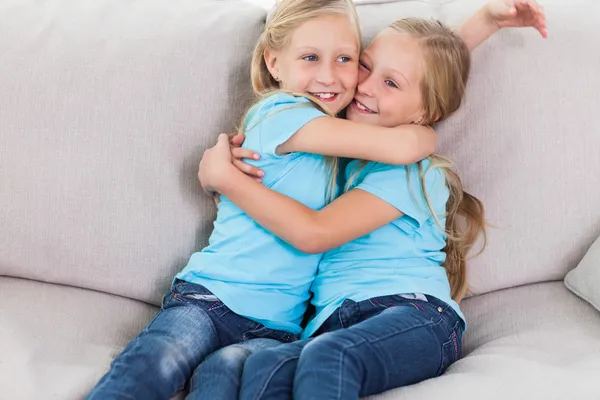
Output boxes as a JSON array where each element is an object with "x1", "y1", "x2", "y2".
[
  {"x1": 337, "y1": 56, "x2": 351, "y2": 63},
  {"x1": 303, "y1": 55, "x2": 318, "y2": 62},
  {"x1": 385, "y1": 80, "x2": 398, "y2": 88}
]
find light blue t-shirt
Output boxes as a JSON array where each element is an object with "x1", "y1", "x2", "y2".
[
  {"x1": 303, "y1": 159, "x2": 465, "y2": 339},
  {"x1": 177, "y1": 93, "x2": 331, "y2": 335}
]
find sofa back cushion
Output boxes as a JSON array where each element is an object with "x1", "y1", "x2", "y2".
[
  {"x1": 2, "y1": 0, "x2": 599, "y2": 304},
  {"x1": 0, "y1": 0, "x2": 265, "y2": 303}
]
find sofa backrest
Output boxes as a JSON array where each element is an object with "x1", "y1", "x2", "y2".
[
  {"x1": 0, "y1": 0, "x2": 265, "y2": 304},
  {"x1": 1, "y1": 0, "x2": 599, "y2": 304}
]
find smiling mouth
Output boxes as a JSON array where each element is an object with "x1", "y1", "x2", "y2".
[
  {"x1": 310, "y1": 92, "x2": 339, "y2": 102},
  {"x1": 351, "y1": 99, "x2": 376, "y2": 114}
]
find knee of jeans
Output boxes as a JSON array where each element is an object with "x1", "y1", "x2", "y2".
[
  {"x1": 245, "y1": 345, "x2": 296, "y2": 374},
  {"x1": 207, "y1": 345, "x2": 252, "y2": 370},
  {"x1": 156, "y1": 307, "x2": 216, "y2": 380}
]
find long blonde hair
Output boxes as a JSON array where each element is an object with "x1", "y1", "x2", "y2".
[
  {"x1": 250, "y1": 0, "x2": 361, "y2": 94},
  {"x1": 240, "y1": 0, "x2": 361, "y2": 202},
  {"x1": 386, "y1": 19, "x2": 486, "y2": 302}
]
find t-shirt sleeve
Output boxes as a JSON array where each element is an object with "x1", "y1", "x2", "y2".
[
  {"x1": 354, "y1": 162, "x2": 448, "y2": 231},
  {"x1": 244, "y1": 93, "x2": 328, "y2": 157}
]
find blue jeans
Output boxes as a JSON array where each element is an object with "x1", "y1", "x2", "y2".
[
  {"x1": 189, "y1": 338, "x2": 281, "y2": 399},
  {"x1": 240, "y1": 294, "x2": 464, "y2": 400},
  {"x1": 87, "y1": 279, "x2": 296, "y2": 400}
]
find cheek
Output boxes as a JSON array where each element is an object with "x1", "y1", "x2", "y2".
[
  {"x1": 286, "y1": 65, "x2": 313, "y2": 90},
  {"x1": 381, "y1": 96, "x2": 413, "y2": 127},
  {"x1": 357, "y1": 68, "x2": 367, "y2": 84},
  {"x1": 340, "y1": 67, "x2": 358, "y2": 89}
]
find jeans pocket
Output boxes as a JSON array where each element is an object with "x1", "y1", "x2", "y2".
[
  {"x1": 169, "y1": 282, "x2": 231, "y2": 317},
  {"x1": 436, "y1": 323, "x2": 462, "y2": 376}
]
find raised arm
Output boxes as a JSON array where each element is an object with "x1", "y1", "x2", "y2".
[
  {"x1": 199, "y1": 135, "x2": 402, "y2": 254},
  {"x1": 277, "y1": 116, "x2": 436, "y2": 166},
  {"x1": 458, "y1": 0, "x2": 547, "y2": 52}
]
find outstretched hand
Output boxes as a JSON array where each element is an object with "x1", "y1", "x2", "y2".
[{"x1": 487, "y1": 0, "x2": 547, "y2": 38}]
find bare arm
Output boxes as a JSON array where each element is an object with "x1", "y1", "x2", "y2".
[
  {"x1": 458, "y1": 0, "x2": 547, "y2": 51},
  {"x1": 217, "y1": 166, "x2": 402, "y2": 253},
  {"x1": 277, "y1": 116, "x2": 436, "y2": 166},
  {"x1": 198, "y1": 135, "x2": 402, "y2": 254},
  {"x1": 458, "y1": 5, "x2": 500, "y2": 51}
]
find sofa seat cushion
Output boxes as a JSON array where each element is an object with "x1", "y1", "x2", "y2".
[
  {"x1": 4, "y1": 278, "x2": 599, "y2": 400},
  {"x1": 0, "y1": 277, "x2": 159, "y2": 400},
  {"x1": 365, "y1": 282, "x2": 600, "y2": 399}
]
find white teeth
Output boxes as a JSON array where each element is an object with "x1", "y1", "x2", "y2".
[
  {"x1": 356, "y1": 100, "x2": 370, "y2": 111},
  {"x1": 313, "y1": 93, "x2": 336, "y2": 99}
]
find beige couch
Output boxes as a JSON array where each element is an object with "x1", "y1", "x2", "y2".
[{"x1": 1, "y1": 0, "x2": 599, "y2": 399}]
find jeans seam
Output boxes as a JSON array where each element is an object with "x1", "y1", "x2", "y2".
[
  {"x1": 332, "y1": 318, "x2": 438, "y2": 399},
  {"x1": 254, "y1": 355, "x2": 300, "y2": 400},
  {"x1": 338, "y1": 310, "x2": 345, "y2": 329}
]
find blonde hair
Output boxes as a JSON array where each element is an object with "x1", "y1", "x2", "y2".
[
  {"x1": 251, "y1": 0, "x2": 361, "y2": 94},
  {"x1": 347, "y1": 18, "x2": 485, "y2": 302}
]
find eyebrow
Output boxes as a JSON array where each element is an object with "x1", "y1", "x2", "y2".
[{"x1": 295, "y1": 46, "x2": 358, "y2": 54}]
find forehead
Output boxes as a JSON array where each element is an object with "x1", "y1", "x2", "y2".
[
  {"x1": 364, "y1": 30, "x2": 423, "y2": 81},
  {"x1": 288, "y1": 13, "x2": 359, "y2": 52}
]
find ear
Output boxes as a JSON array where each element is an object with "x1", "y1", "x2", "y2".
[{"x1": 263, "y1": 49, "x2": 280, "y2": 81}]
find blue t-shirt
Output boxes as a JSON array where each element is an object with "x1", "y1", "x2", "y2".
[
  {"x1": 303, "y1": 159, "x2": 465, "y2": 339},
  {"x1": 177, "y1": 93, "x2": 330, "y2": 335}
]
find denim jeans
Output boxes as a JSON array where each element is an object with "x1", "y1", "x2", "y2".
[
  {"x1": 188, "y1": 338, "x2": 282, "y2": 400},
  {"x1": 240, "y1": 294, "x2": 464, "y2": 400},
  {"x1": 87, "y1": 279, "x2": 296, "y2": 400}
]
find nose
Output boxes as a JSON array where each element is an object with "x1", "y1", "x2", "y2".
[
  {"x1": 357, "y1": 73, "x2": 375, "y2": 97},
  {"x1": 316, "y1": 61, "x2": 336, "y2": 86}
]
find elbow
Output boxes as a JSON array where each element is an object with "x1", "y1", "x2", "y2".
[
  {"x1": 293, "y1": 235, "x2": 326, "y2": 255},
  {"x1": 387, "y1": 129, "x2": 437, "y2": 165},
  {"x1": 403, "y1": 129, "x2": 437, "y2": 164},
  {"x1": 290, "y1": 223, "x2": 330, "y2": 254}
]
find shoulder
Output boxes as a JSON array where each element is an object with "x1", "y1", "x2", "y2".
[
  {"x1": 245, "y1": 92, "x2": 325, "y2": 129},
  {"x1": 257, "y1": 92, "x2": 316, "y2": 115}
]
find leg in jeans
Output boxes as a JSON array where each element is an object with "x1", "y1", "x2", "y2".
[
  {"x1": 293, "y1": 297, "x2": 463, "y2": 400},
  {"x1": 187, "y1": 338, "x2": 282, "y2": 400},
  {"x1": 240, "y1": 339, "x2": 310, "y2": 400},
  {"x1": 88, "y1": 280, "x2": 295, "y2": 400},
  {"x1": 87, "y1": 290, "x2": 220, "y2": 400}
]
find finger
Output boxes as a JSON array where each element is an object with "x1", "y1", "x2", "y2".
[
  {"x1": 217, "y1": 133, "x2": 229, "y2": 145},
  {"x1": 254, "y1": 178, "x2": 263, "y2": 183},
  {"x1": 231, "y1": 147, "x2": 260, "y2": 161},
  {"x1": 233, "y1": 159, "x2": 265, "y2": 178},
  {"x1": 230, "y1": 134, "x2": 245, "y2": 147},
  {"x1": 514, "y1": 1, "x2": 530, "y2": 17}
]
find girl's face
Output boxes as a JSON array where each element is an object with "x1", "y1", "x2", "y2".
[
  {"x1": 346, "y1": 30, "x2": 425, "y2": 127},
  {"x1": 265, "y1": 14, "x2": 359, "y2": 115}
]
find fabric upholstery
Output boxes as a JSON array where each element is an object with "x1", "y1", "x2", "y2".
[
  {"x1": 0, "y1": 277, "x2": 158, "y2": 400},
  {"x1": 565, "y1": 234, "x2": 600, "y2": 313},
  {"x1": 0, "y1": 0, "x2": 265, "y2": 305}
]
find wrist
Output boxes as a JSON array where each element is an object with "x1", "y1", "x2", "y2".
[
  {"x1": 482, "y1": 4, "x2": 502, "y2": 31},
  {"x1": 212, "y1": 163, "x2": 242, "y2": 194}
]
